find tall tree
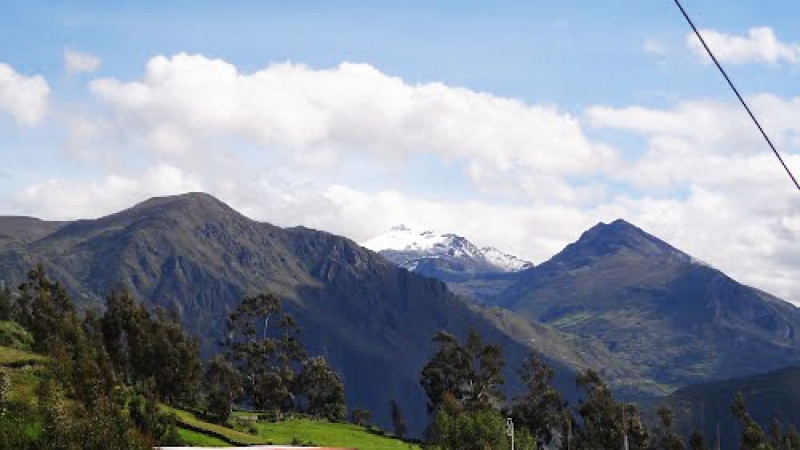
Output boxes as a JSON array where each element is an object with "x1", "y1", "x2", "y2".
[
  {"x1": 511, "y1": 351, "x2": 563, "y2": 447},
  {"x1": 655, "y1": 407, "x2": 685, "y2": 450},
  {"x1": 296, "y1": 356, "x2": 346, "y2": 421},
  {"x1": 17, "y1": 264, "x2": 79, "y2": 353},
  {"x1": 574, "y1": 369, "x2": 626, "y2": 450},
  {"x1": 420, "y1": 329, "x2": 505, "y2": 413},
  {"x1": 731, "y1": 392, "x2": 769, "y2": 450},
  {"x1": 100, "y1": 286, "x2": 201, "y2": 404},
  {"x1": 204, "y1": 355, "x2": 243, "y2": 424},
  {"x1": 101, "y1": 285, "x2": 146, "y2": 383},
  {"x1": 224, "y1": 292, "x2": 306, "y2": 411},
  {"x1": 149, "y1": 309, "x2": 202, "y2": 404}
]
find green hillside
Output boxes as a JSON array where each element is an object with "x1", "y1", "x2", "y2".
[
  {"x1": 0, "y1": 347, "x2": 417, "y2": 449},
  {"x1": 162, "y1": 406, "x2": 419, "y2": 449}
]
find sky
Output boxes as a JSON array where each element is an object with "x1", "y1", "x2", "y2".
[{"x1": 3, "y1": 1, "x2": 800, "y2": 302}]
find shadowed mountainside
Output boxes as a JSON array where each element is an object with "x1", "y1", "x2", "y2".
[
  {"x1": 497, "y1": 219, "x2": 800, "y2": 396},
  {"x1": 650, "y1": 366, "x2": 800, "y2": 449},
  {"x1": 0, "y1": 193, "x2": 628, "y2": 434}
]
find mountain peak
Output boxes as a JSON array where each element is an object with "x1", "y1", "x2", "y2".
[
  {"x1": 123, "y1": 192, "x2": 250, "y2": 222},
  {"x1": 556, "y1": 218, "x2": 692, "y2": 265},
  {"x1": 362, "y1": 226, "x2": 532, "y2": 273},
  {"x1": 131, "y1": 192, "x2": 230, "y2": 211}
]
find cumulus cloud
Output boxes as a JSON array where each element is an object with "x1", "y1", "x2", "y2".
[
  {"x1": 0, "y1": 63, "x2": 49, "y2": 125},
  {"x1": 86, "y1": 54, "x2": 617, "y2": 201},
  {"x1": 687, "y1": 27, "x2": 800, "y2": 65},
  {"x1": 13, "y1": 164, "x2": 202, "y2": 220},
  {"x1": 586, "y1": 95, "x2": 800, "y2": 188},
  {"x1": 64, "y1": 50, "x2": 102, "y2": 75},
  {"x1": 11, "y1": 53, "x2": 800, "y2": 305}
]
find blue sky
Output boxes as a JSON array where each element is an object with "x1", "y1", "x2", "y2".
[{"x1": 3, "y1": 1, "x2": 800, "y2": 302}]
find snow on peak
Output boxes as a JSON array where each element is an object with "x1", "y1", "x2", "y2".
[
  {"x1": 362, "y1": 226, "x2": 533, "y2": 273},
  {"x1": 362, "y1": 224, "x2": 446, "y2": 253},
  {"x1": 481, "y1": 246, "x2": 535, "y2": 272}
]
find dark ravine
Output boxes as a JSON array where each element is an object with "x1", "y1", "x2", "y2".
[{"x1": 0, "y1": 193, "x2": 611, "y2": 435}]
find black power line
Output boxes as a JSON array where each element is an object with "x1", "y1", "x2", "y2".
[{"x1": 672, "y1": 0, "x2": 800, "y2": 192}]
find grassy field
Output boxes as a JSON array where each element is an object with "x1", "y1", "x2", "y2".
[
  {"x1": 0, "y1": 345, "x2": 47, "y2": 403},
  {"x1": 176, "y1": 427, "x2": 232, "y2": 447},
  {"x1": 163, "y1": 405, "x2": 420, "y2": 449},
  {"x1": 162, "y1": 405, "x2": 265, "y2": 445},
  {"x1": 0, "y1": 345, "x2": 45, "y2": 367},
  {"x1": 248, "y1": 418, "x2": 420, "y2": 450}
]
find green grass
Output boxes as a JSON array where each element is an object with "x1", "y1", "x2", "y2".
[
  {"x1": 0, "y1": 346, "x2": 45, "y2": 367},
  {"x1": 0, "y1": 346, "x2": 46, "y2": 403},
  {"x1": 164, "y1": 406, "x2": 419, "y2": 449},
  {"x1": 175, "y1": 427, "x2": 232, "y2": 447},
  {"x1": 161, "y1": 405, "x2": 265, "y2": 445},
  {"x1": 0, "y1": 321, "x2": 33, "y2": 350},
  {"x1": 248, "y1": 418, "x2": 420, "y2": 450}
]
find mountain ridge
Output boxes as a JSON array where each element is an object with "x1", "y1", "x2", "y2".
[
  {"x1": 496, "y1": 218, "x2": 800, "y2": 395},
  {"x1": 0, "y1": 192, "x2": 619, "y2": 435}
]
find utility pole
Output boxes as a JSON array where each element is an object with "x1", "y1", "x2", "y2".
[
  {"x1": 716, "y1": 422, "x2": 721, "y2": 450},
  {"x1": 506, "y1": 417, "x2": 515, "y2": 450},
  {"x1": 567, "y1": 417, "x2": 571, "y2": 450},
  {"x1": 622, "y1": 405, "x2": 629, "y2": 450}
]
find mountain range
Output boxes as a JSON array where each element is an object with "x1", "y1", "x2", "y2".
[
  {"x1": 2, "y1": 193, "x2": 800, "y2": 436},
  {"x1": 0, "y1": 193, "x2": 610, "y2": 434},
  {"x1": 365, "y1": 219, "x2": 800, "y2": 397}
]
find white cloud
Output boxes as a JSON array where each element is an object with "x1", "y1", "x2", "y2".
[
  {"x1": 12, "y1": 53, "x2": 800, "y2": 306},
  {"x1": 87, "y1": 54, "x2": 617, "y2": 201},
  {"x1": 64, "y1": 50, "x2": 101, "y2": 75},
  {"x1": 586, "y1": 95, "x2": 800, "y2": 188},
  {"x1": 0, "y1": 63, "x2": 49, "y2": 125},
  {"x1": 687, "y1": 27, "x2": 800, "y2": 65},
  {"x1": 14, "y1": 164, "x2": 202, "y2": 220}
]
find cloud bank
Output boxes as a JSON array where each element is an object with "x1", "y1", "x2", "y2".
[{"x1": 10, "y1": 54, "x2": 800, "y2": 305}]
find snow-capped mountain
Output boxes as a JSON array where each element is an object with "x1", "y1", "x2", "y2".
[{"x1": 362, "y1": 225, "x2": 533, "y2": 274}]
